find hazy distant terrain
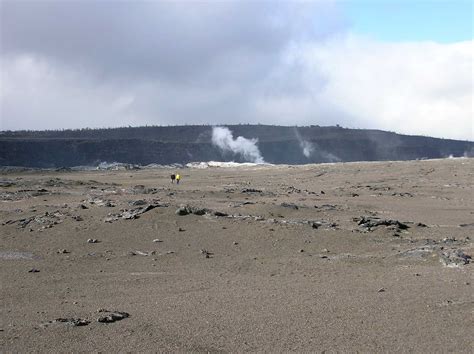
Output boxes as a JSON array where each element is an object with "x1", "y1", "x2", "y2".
[{"x1": 1, "y1": 125, "x2": 472, "y2": 167}]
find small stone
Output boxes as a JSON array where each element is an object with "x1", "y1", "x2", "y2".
[
  {"x1": 233, "y1": 241, "x2": 238, "y2": 245},
  {"x1": 152, "y1": 239, "x2": 162, "y2": 243},
  {"x1": 54, "y1": 318, "x2": 90, "y2": 327},
  {"x1": 378, "y1": 288, "x2": 385, "y2": 293},
  {"x1": 57, "y1": 249, "x2": 69, "y2": 254},
  {"x1": 178, "y1": 227, "x2": 185, "y2": 232},
  {"x1": 299, "y1": 249, "x2": 304, "y2": 253},
  {"x1": 87, "y1": 239, "x2": 99, "y2": 243},
  {"x1": 322, "y1": 248, "x2": 329, "y2": 253},
  {"x1": 280, "y1": 202, "x2": 299, "y2": 210},
  {"x1": 129, "y1": 250, "x2": 149, "y2": 256},
  {"x1": 191, "y1": 207, "x2": 208, "y2": 215},
  {"x1": 175, "y1": 206, "x2": 190, "y2": 216},
  {"x1": 214, "y1": 211, "x2": 228, "y2": 217},
  {"x1": 439, "y1": 249, "x2": 471, "y2": 267},
  {"x1": 312, "y1": 222, "x2": 321, "y2": 229},
  {"x1": 28, "y1": 268, "x2": 40, "y2": 273},
  {"x1": 97, "y1": 311, "x2": 129, "y2": 323},
  {"x1": 200, "y1": 249, "x2": 213, "y2": 258}
]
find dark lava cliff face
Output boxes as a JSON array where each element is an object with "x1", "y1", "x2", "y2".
[{"x1": 0, "y1": 125, "x2": 472, "y2": 167}]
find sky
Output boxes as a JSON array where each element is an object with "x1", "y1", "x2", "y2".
[{"x1": 0, "y1": 0, "x2": 472, "y2": 140}]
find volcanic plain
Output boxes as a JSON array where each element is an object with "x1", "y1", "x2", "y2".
[{"x1": 1, "y1": 158, "x2": 473, "y2": 352}]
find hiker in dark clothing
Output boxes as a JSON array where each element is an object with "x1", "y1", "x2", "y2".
[{"x1": 171, "y1": 174, "x2": 176, "y2": 183}]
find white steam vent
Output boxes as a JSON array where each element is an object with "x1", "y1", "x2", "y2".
[
  {"x1": 211, "y1": 127, "x2": 265, "y2": 163},
  {"x1": 294, "y1": 128, "x2": 314, "y2": 158}
]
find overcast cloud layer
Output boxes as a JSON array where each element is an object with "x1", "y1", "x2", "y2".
[{"x1": 1, "y1": 1, "x2": 472, "y2": 140}]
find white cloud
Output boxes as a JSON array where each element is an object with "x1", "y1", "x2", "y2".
[
  {"x1": 295, "y1": 35, "x2": 473, "y2": 140},
  {"x1": 252, "y1": 35, "x2": 473, "y2": 140}
]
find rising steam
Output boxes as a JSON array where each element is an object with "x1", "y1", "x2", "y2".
[
  {"x1": 211, "y1": 127, "x2": 265, "y2": 163},
  {"x1": 294, "y1": 128, "x2": 314, "y2": 158},
  {"x1": 294, "y1": 127, "x2": 341, "y2": 162}
]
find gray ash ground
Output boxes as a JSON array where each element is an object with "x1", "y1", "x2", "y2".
[{"x1": 1, "y1": 158, "x2": 473, "y2": 352}]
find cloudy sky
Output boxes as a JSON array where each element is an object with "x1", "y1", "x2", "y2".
[{"x1": 1, "y1": 0, "x2": 472, "y2": 140}]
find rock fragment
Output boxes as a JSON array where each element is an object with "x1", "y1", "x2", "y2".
[
  {"x1": 175, "y1": 205, "x2": 210, "y2": 216},
  {"x1": 214, "y1": 211, "x2": 228, "y2": 217},
  {"x1": 105, "y1": 203, "x2": 166, "y2": 222},
  {"x1": 280, "y1": 202, "x2": 299, "y2": 210},
  {"x1": 312, "y1": 222, "x2": 322, "y2": 229},
  {"x1": 176, "y1": 206, "x2": 190, "y2": 215},
  {"x1": 129, "y1": 250, "x2": 155, "y2": 256},
  {"x1": 129, "y1": 199, "x2": 147, "y2": 206},
  {"x1": 355, "y1": 216, "x2": 409, "y2": 231},
  {"x1": 200, "y1": 249, "x2": 213, "y2": 258},
  {"x1": 241, "y1": 188, "x2": 262, "y2": 193},
  {"x1": 97, "y1": 310, "x2": 129, "y2": 323},
  {"x1": 439, "y1": 249, "x2": 471, "y2": 267},
  {"x1": 54, "y1": 318, "x2": 90, "y2": 327}
]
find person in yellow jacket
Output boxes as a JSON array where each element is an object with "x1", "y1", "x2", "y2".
[{"x1": 176, "y1": 173, "x2": 181, "y2": 184}]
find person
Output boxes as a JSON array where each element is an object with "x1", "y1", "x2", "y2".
[
  {"x1": 176, "y1": 173, "x2": 181, "y2": 184},
  {"x1": 170, "y1": 174, "x2": 175, "y2": 183}
]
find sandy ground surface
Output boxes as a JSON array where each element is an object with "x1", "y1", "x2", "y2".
[{"x1": 1, "y1": 158, "x2": 473, "y2": 352}]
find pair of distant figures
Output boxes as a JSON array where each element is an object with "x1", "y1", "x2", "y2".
[{"x1": 170, "y1": 173, "x2": 181, "y2": 184}]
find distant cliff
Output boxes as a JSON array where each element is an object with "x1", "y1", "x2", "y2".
[{"x1": 0, "y1": 125, "x2": 472, "y2": 167}]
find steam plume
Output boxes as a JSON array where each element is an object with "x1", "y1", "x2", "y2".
[
  {"x1": 294, "y1": 128, "x2": 314, "y2": 158},
  {"x1": 294, "y1": 127, "x2": 341, "y2": 162},
  {"x1": 211, "y1": 127, "x2": 265, "y2": 163}
]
